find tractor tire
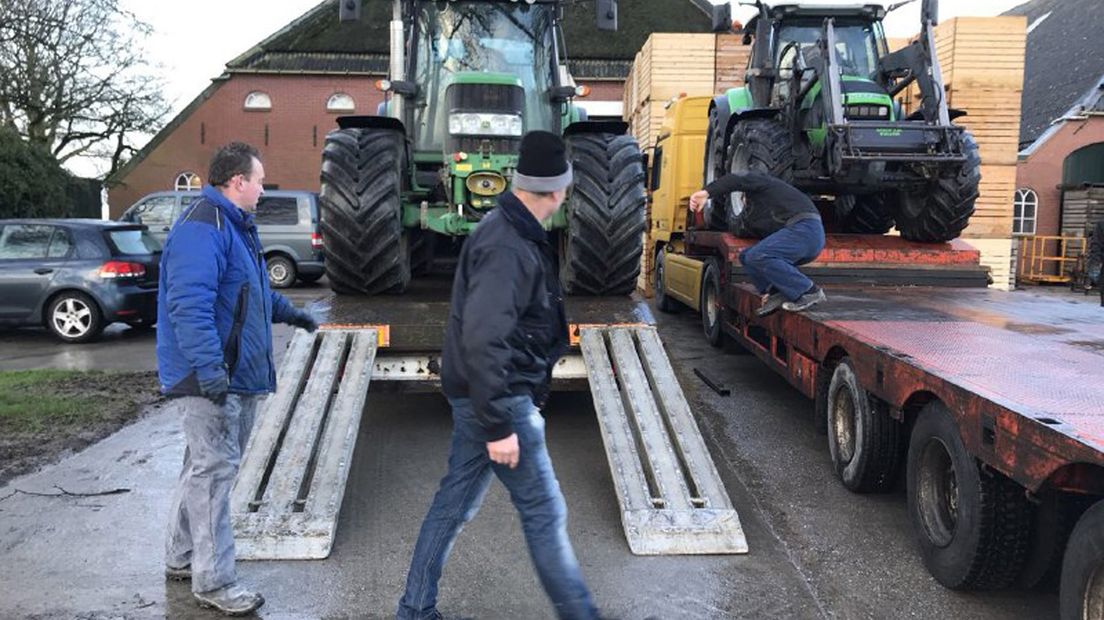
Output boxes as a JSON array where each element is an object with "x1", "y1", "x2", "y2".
[
  {"x1": 906, "y1": 401, "x2": 1033, "y2": 590},
  {"x1": 723, "y1": 118, "x2": 794, "y2": 232},
  {"x1": 836, "y1": 194, "x2": 895, "y2": 235},
  {"x1": 895, "y1": 132, "x2": 981, "y2": 243},
  {"x1": 561, "y1": 132, "x2": 646, "y2": 296},
  {"x1": 704, "y1": 106, "x2": 730, "y2": 231},
  {"x1": 319, "y1": 127, "x2": 410, "y2": 295},
  {"x1": 826, "y1": 357, "x2": 901, "y2": 493},
  {"x1": 1060, "y1": 499, "x2": 1104, "y2": 620}
]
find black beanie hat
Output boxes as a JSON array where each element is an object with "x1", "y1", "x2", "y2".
[{"x1": 514, "y1": 130, "x2": 573, "y2": 192}]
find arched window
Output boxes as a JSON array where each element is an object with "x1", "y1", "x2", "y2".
[
  {"x1": 174, "y1": 172, "x2": 202, "y2": 191},
  {"x1": 244, "y1": 91, "x2": 272, "y2": 110},
  {"x1": 1013, "y1": 188, "x2": 1038, "y2": 235},
  {"x1": 326, "y1": 92, "x2": 355, "y2": 112}
]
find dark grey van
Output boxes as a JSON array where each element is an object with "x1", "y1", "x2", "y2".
[{"x1": 120, "y1": 190, "x2": 324, "y2": 288}]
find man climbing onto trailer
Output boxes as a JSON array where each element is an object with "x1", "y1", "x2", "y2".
[
  {"x1": 689, "y1": 171, "x2": 826, "y2": 315},
  {"x1": 397, "y1": 131, "x2": 601, "y2": 620}
]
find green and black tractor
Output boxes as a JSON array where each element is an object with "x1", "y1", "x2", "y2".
[
  {"x1": 704, "y1": 0, "x2": 981, "y2": 242},
  {"x1": 320, "y1": 0, "x2": 697, "y2": 296}
]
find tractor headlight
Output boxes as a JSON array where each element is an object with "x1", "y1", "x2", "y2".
[
  {"x1": 845, "y1": 104, "x2": 890, "y2": 119},
  {"x1": 448, "y1": 112, "x2": 523, "y2": 137}
]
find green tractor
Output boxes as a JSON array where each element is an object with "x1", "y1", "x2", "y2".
[
  {"x1": 320, "y1": 0, "x2": 670, "y2": 295},
  {"x1": 705, "y1": 0, "x2": 981, "y2": 242}
]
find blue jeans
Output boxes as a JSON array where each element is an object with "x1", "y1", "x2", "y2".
[
  {"x1": 740, "y1": 218, "x2": 826, "y2": 301},
  {"x1": 397, "y1": 395, "x2": 597, "y2": 620}
]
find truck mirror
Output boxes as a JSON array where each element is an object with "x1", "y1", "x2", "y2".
[
  {"x1": 596, "y1": 0, "x2": 617, "y2": 31},
  {"x1": 339, "y1": 0, "x2": 360, "y2": 22},
  {"x1": 711, "y1": 3, "x2": 733, "y2": 32},
  {"x1": 921, "y1": 0, "x2": 938, "y2": 24}
]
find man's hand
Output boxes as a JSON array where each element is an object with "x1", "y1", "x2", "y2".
[
  {"x1": 288, "y1": 307, "x2": 319, "y2": 333},
  {"x1": 198, "y1": 371, "x2": 229, "y2": 405},
  {"x1": 487, "y1": 433, "x2": 520, "y2": 469},
  {"x1": 688, "y1": 189, "x2": 710, "y2": 213}
]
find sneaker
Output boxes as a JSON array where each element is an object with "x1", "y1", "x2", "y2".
[
  {"x1": 782, "y1": 287, "x2": 827, "y2": 312},
  {"x1": 194, "y1": 584, "x2": 264, "y2": 616},
  {"x1": 164, "y1": 564, "x2": 191, "y2": 581},
  {"x1": 756, "y1": 292, "x2": 786, "y2": 317}
]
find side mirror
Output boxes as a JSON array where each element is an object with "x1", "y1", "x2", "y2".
[
  {"x1": 596, "y1": 0, "x2": 617, "y2": 32},
  {"x1": 921, "y1": 0, "x2": 938, "y2": 24},
  {"x1": 710, "y1": 3, "x2": 733, "y2": 32},
  {"x1": 339, "y1": 0, "x2": 360, "y2": 22}
]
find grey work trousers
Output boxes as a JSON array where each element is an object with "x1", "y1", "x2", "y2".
[{"x1": 164, "y1": 394, "x2": 259, "y2": 593}]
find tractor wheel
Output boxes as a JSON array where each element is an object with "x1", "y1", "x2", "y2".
[
  {"x1": 561, "y1": 132, "x2": 646, "y2": 296},
  {"x1": 703, "y1": 106, "x2": 730, "y2": 231},
  {"x1": 724, "y1": 118, "x2": 794, "y2": 232},
  {"x1": 895, "y1": 132, "x2": 981, "y2": 243},
  {"x1": 319, "y1": 127, "x2": 410, "y2": 295},
  {"x1": 836, "y1": 194, "x2": 895, "y2": 235}
]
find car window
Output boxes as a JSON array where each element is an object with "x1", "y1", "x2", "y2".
[
  {"x1": 131, "y1": 196, "x2": 177, "y2": 228},
  {"x1": 108, "y1": 229, "x2": 162, "y2": 255},
  {"x1": 255, "y1": 196, "x2": 299, "y2": 225},
  {"x1": 47, "y1": 228, "x2": 73, "y2": 258},
  {"x1": 0, "y1": 224, "x2": 55, "y2": 259}
]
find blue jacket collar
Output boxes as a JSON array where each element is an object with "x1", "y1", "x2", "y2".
[
  {"x1": 201, "y1": 185, "x2": 254, "y2": 229},
  {"x1": 497, "y1": 191, "x2": 547, "y2": 244}
]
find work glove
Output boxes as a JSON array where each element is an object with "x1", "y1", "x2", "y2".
[
  {"x1": 288, "y1": 307, "x2": 319, "y2": 333},
  {"x1": 198, "y1": 371, "x2": 229, "y2": 405}
]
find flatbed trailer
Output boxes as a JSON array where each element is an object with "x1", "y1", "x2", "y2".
[{"x1": 659, "y1": 230, "x2": 1104, "y2": 618}]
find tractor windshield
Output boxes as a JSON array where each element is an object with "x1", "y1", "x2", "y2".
[
  {"x1": 775, "y1": 18, "x2": 887, "y2": 80},
  {"x1": 413, "y1": 1, "x2": 558, "y2": 153}
]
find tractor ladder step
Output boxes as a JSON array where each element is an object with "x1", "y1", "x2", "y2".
[
  {"x1": 579, "y1": 326, "x2": 748, "y2": 555},
  {"x1": 231, "y1": 328, "x2": 378, "y2": 560}
]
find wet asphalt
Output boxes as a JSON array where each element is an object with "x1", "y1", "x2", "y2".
[{"x1": 0, "y1": 279, "x2": 1070, "y2": 619}]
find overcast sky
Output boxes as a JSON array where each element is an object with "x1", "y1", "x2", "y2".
[{"x1": 77, "y1": 0, "x2": 1026, "y2": 177}]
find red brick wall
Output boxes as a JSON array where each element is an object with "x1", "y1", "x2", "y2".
[
  {"x1": 1016, "y1": 118, "x2": 1104, "y2": 237},
  {"x1": 109, "y1": 74, "x2": 384, "y2": 217}
]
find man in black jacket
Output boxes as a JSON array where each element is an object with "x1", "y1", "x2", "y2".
[
  {"x1": 397, "y1": 132, "x2": 598, "y2": 620},
  {"x1": 690, "y1": 171, "x2": 826, "y2": 315}
]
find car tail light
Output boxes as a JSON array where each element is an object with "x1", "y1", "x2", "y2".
[
  {"x1": 100, "y1": 260, "x2": 146, "y2": 279},
  {"x1": 311, "y1": 232, "x2": 324, "y2": 250}
]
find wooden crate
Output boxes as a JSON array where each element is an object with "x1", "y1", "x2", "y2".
[
  {"x1": 714, "y1": 33, "x2": 750, "y2": 92},
  {"x1": 1061, "y1": 187, "x2": 1104, "y2": 237},
  {"x1": 629, "y1": 100, "x2": 670, "y2": 153},
  {"x1": 965, "y1": 237, "x2": 1015, "y2": 290},
  {"x1": 935, "y1": 17, "x2": 1027, "y2": 91},
  {"x1": 634, "y1": 33, "x2": 716, "y2": 106},
  {"x1": 962, "y1": 164, "x2": 1016, "y2": 239}
]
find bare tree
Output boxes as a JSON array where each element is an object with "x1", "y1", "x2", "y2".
[{"x1": 0, "y1": 0, "x2": 168, "y2": 178}]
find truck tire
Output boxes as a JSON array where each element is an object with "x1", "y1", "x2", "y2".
[
  {"x1": 907, "y1": 401, "x2": 1033, "y2": 590},
  {"x1": 836, "y1": 194, "x2": 895, "y2": 235},
  {"x1": 1060, "y1": 499, "x2": 1104, "y2": 620},
  {"x1": 1019, "y1": 492, "x2": 1094, "y2": 590},
  {"x1": 826, "y1": 358, "x2": 900, "y2": 493},
  {"x1": 561, "y1": 132, "x2": 646, "y2": 296},
  {"x1": 319, "y1": 127, "x2": 410, "y2": 295},
  {"x1": 704, "y1": 106, "x2": 729, "y2": 230},
  {"x1": 654, "y1": 247, "x2": 682, "y2": 313},
  {"x1": 701, "y1": 259, "x2": 724, "y2": 347},
  {"x1": 723, "y1": 118, "x2": 794, "y2": 230},
  {"x1": 894, "y1": 132, "x2": 980, "y2": 243}
]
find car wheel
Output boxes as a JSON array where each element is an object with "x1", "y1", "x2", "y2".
[
  {"x1": 267, "y1": 255, "x2": 297, "y2": 289},
  {"x1": 46, "y1": 292, "x2": 104, "y2": 343}
]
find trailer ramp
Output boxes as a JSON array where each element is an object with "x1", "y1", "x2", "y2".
[
  {"x1": 231, "y1": 328, "x2": 378, "y2": 560},
  {"x1": 579, "y1": 325, "x2": 748, "y2": 555}
]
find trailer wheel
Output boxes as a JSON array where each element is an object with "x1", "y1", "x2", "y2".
[
  {"x1": 826, "y1": 358, "x2": 900, "y2": 493},
  {"x1": 1061, "y1": 499, "x2": 1104, "y2": 620},
  {"x1": 1019, "y1": 492, "x2": 1094, "y2": 590},
  {"x1": 701, "y1": 259, "x2": 724, "y2": 347},
  {"x1": 654, "y1": 247, "x2": 682, "y2": 313},
  {"x1": 561, "y1": 132, "x2": 646, "y2": 296},
  {"x1": 907, "y1": 401, "x2": 1033, "y2": 589},
  {"x1": 894, "y1": 132, "x2": 980, "y2": 243},
  {"x1": 320, "y1": 127, "x2": 410, "y2": 295},
  {"x1": 703, "y1": 106, "x2": 730, "y2": 231}
]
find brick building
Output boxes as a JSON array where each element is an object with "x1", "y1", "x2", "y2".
[{"x1": 107, "y1": 0, "x2": 715, "y2": 216}]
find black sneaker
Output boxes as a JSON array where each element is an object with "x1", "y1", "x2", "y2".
[
  {"x1": 756, "y1": 292, "x2": 786, "y2": 317},
  {"x1": 194, "y1": 584, "x2": 264, "y2": 616},
  {"x1": 782, "y1": 287, "x2": 826, "y2": 312}
]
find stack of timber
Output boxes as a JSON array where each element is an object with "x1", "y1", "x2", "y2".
[{"x1": 1061, "y1": 187, "x2": 1104, "y2": 237}]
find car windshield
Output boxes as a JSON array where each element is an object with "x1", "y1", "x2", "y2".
[
  {"x1": 776, "y1": 19, "x2": 885, "y2": 79},
  {"x1": 413, "y1": 1, "x2": 558, "y2": 151},
  {"x1": 108, "y1": 229, "x2": 161, "y2": 255}
]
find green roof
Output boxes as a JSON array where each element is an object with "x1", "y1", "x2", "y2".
[{"x1": 228, "y1": 0, "x2": 715, "y2": 78}]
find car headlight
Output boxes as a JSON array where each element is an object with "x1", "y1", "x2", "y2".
[{"x1": 448, "y1": 112, "x2": 523, "y2": 137}]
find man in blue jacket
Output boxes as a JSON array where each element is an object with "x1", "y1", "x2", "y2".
[
  {"x1": 397, "y1": 132, "x2": 599, "y2": 620},
  {"x1": 158, "y1": 142, "x2": 317, "y2": 615}
]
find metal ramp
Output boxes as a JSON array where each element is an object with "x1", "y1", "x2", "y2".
[
  {"x1": 231, "y1": 328, "x2": 378, "y2": 560},
  {"x1": 579, "y1": 326, "x2": 748, "y2": 555}
]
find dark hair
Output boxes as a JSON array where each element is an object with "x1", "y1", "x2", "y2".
[{"x1": 208, "y1": 142, "x2": 261, "y2": 187}]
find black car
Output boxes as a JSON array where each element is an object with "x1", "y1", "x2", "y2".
[{"x1": 0, "y1": 219, "x2": 160, "y2": 342}]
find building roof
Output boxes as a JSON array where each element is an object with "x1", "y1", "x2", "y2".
[
  {"x1": 226, "y1": 0, "x2": 718, "y2": 80},
  {"x1": 1003, "y1": 0, "x2": 1104, "y2": 149}
]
